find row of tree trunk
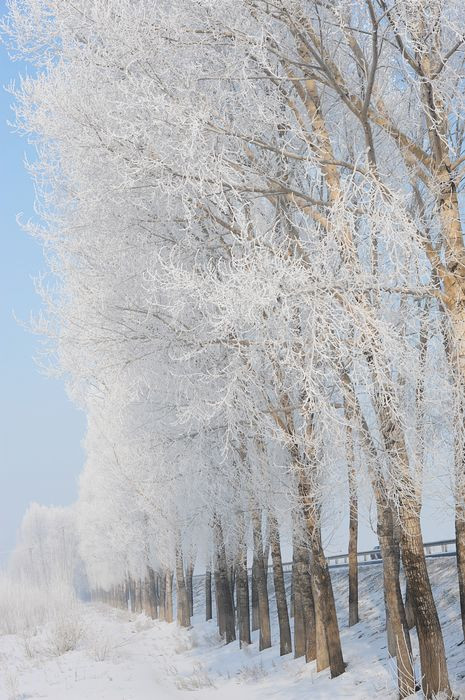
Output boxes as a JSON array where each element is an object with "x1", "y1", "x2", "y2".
[
  {"x1": 93, "y1": 505, "x2": 350, "y2": 672},
  {"x1": 92, "y1": 496, "x2": 461, "y2": 700}
]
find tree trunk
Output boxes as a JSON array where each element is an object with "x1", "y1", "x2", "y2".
[
  {"x1": 128, "y1": 577, "x2": 135, "y2": 613},
  {"x1": 159, "y1": 572, "x2": 166, "y2": 621},
  {"x1": 346, "y1": 401, "x2": 359, "y2": 627},
  {"x1": 213, "y1": 516, "x2": 236, "y2": 644},
  {"x1": 205, "y1": 566, "x2": 213, "y2": 621},
  {"x1": 311, "y1": 540, "x2": 338, "y2": 675},
  {"x1": 404, "y1": 580, "x2": 415, "y2": 631},
  {"x1": 175, "y1": 545, "x2": 191, "y2": 628},
  {"x1": 214, "y1": 567, "x2": 225, "y2": 637},
  {"x1": 385, "y1": 523, "x2": 403, "y2": 658},
  {"x1": 290, "y1": 566, "x2": 294, "y2": 618},
  {"x1": 263, "y1": 540, "x2": 270, "y2": 585},
  {"x1": 251, "y1": 508, "x2": 272, "y2": 650},
  {"x1": 292, "y1": 546, "x2": 305, "y2": 659},
  {"x1": 165, "y1": 570, "x2": 173, "y2": 623},
  {"x1": 443, "y1": 327, "x2": 465, "y2": 645},
  {"x1": 377, "y1": 501, "x2": 416, "y2": 698},
  {"x1": 142, "y1": 576, "x2": 153, "y2": 618},
  {"x1": 186, "y1": 561, "x2": 194, "y2": 617},
  {"x1": 236, "y1": 519, "x2": 251, "y2": 648},
  {"x1": 251, "y1": 558, "x2": 259, "y2": 631},
  {"x1": 147, "y1": 567, "x2": 158, "y2": 619},
  {"x1": 400, "y1": 507, "x2": 452, "y2": 698},
  {"x1": 375, "y1": 389, "x2": 452, "y2": 698},
  {"x1": 456, "y1": 508, "x2": 465, "y2": 642},
  {"x1": 311, "y1": 570, "x2": 329, "y2": 672},
  {"x1": 299, "y1": 472, "x2": 344, "y2": 678},
  {"x1": 229, "y1": 565, "x2": 236, "y2": 617},
  {"x1": 302, "y1": 560, "x2": 317, "y2": 664},
  {"x1": 135, "y1": 579, "x2": 143, "y2": 613},
  {"x1": 348, "y1": 496, "x2": 359, "y2": 627},
  {"x1": 294, "y1": 537, "x2": 317, "y2": 664},
  {"x1": 124, "y1": 580, "x2": 130, "y2": 611},
  {"x1": 352, "y1": 391, "x2": 416, "y2": 697},
  {"x1": 437, "y1": 201, "x2": 465, "y2": 654},
  {"x1": 269, "y1": 514, "x2": 292, "y2": 655}
]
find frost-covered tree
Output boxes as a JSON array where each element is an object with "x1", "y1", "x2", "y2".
[
  {"x1": 3, "y1": 1, "x2": 465, "y2": 697},
  {"x1": 9, "y1": 503, "x2": 84, "y2": 593}
]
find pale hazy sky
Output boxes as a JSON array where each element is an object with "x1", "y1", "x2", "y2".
[{"x1": 0, "y1": 37, "x2": 85, "y2": 566}]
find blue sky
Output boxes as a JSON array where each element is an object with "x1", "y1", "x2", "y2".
[{"x1": 0, "y1": 38, "x2": 85, "y2": 564}]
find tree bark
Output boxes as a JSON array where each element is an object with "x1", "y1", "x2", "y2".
[
  {"x1": 214, "y1": 567, "x2": 225, "y2": 637},
  {"x1": 269, "y1": 514, "x2": 292, "y2": 655},
  {"x1": 311, "y1": 569, "x2": 329, "y2": 672},
  {"x1": 213, "y1": 516, "x2": 236, "y2": 644},
  {"x1": 456, "y1": 508, "x2": 465, "y2": 642},
  {"x1": 229, "y1": 565, "x2": 236, "y2": 617},
  {"x1": 346, "y1": 400, "x2": 359, "y2": 626},
  {"x1": 375, "y1": 389, "x2": 451, "y2": 698},
  {"x1": 128, "y1": 577, "x2": 135, "y2": 613},
  {"x1": 290, "y1": 566, "x2": 294, "y2": 618},
  {"x1": 404, "y1": 580, "x2": 415, "y2": 631},
  {"x1": 353, "y1": 378, "x2": 437, "y2": 697},
  {"x1": 142, "y1": 576, "x2": 153, "y2": 617},
  {"x1": 135, "y1": 579, "x2": 143, "y2": 613},
  {"x1": 357, "y1": 408, "x2": 415, "y2": 695},
  {"x1": 147, "y1": 567, "x2": 158, "y2": 619},
  {"x1": 348, "y1": 497, "x2": 359, "y2": 627},
  {"x1": 186, "y1": 561, "x2": 194, "y2": 617},
  {"x1": 251, "y1": 508, "x2": 272, "y2": 650},
  {"x1": 377, "y1": 501, "x2": 416, "y2": 698},
  {"x1": 205, "y1": 566, "x2": 213, "y2": 621},
  {"x1": 165, "y1": 570, "x2": 173, "y2": 623},
  {"x1": 251, "y1": 558, "x2": 259, "y2": 631},
  {"x1": 400, "y1": 507, "x2": 452, "y2": 698},
  {"x1": 263, "y1": 539, "x2": 270, "y2": 585},
  {"x1": 159, "y1": 572, "x2": 166, "y2": 621},
  {"x1": 236, "y1": 515, "x2": 251, "y2": 647},
  {"x1": 443, "y1": 332, "x2": 465, "y2": 645},
  {"x1": 299, "y1": 472, "x2": 344, "y2": 677},
  {"x1": 175, "y1": 544, "x2": 191, "y2": 628},
  {"x1": 292, "y1": 546, "x2": 305, "y2": 659},
  {"x1": 294, "y1": 538, "x2": 317, "y2": 664}
]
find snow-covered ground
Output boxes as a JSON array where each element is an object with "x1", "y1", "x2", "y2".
[{"x1": 1, "y1": 557, "x2": 464, "y2": 700}]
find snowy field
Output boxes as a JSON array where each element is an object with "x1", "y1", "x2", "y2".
[{"x1": 1, "y1": 557, "x2": 464, "y2": 700}]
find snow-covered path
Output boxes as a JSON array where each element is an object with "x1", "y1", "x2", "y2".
[
  {"x1": 1, "y1": 558, "x2": 464, "y2": 699},
  {"x1": 0, "y1": 604, "x2": 395, "y2": 700}
]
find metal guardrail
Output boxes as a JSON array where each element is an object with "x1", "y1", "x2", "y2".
[
  {"x1": 191, "y1": 539, "x2": 457, "y2": 581},
  {"x1": 257, "y1": 538, "x2": 457, "y2": 576}
]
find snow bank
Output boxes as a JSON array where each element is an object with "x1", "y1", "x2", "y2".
[{"x1": 0, "y1": 558, "x2": 464, "y2": 699}]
